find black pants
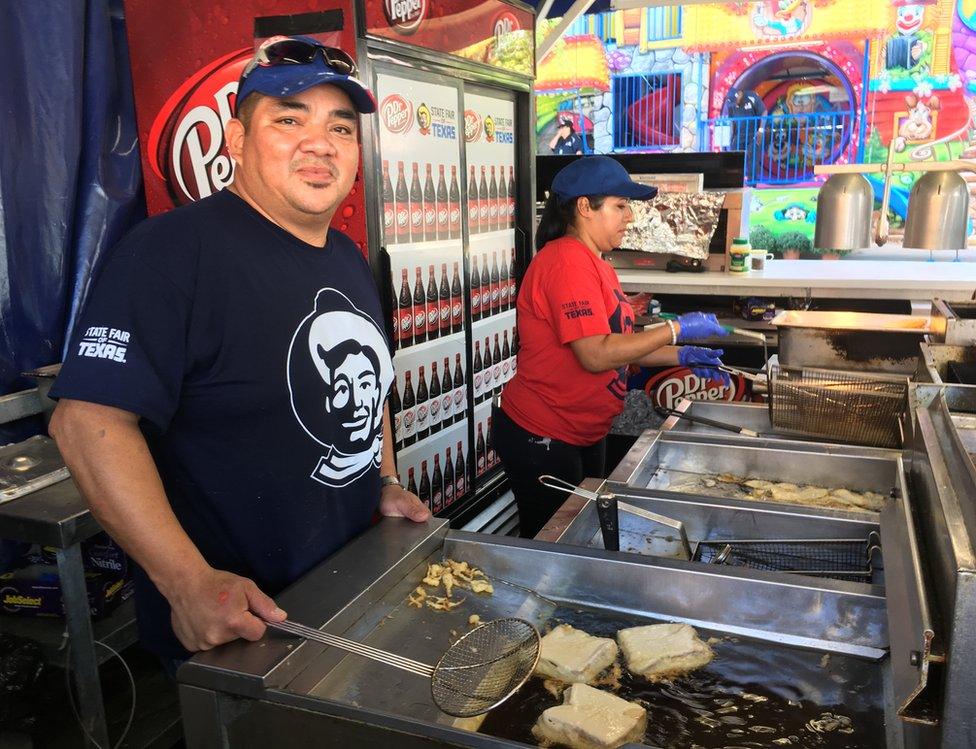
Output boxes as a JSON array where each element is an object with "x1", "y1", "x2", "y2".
[{"x1": 493, "y1": 405, "x2": 606, "y2": 539}]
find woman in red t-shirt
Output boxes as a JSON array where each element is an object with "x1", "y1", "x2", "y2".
[{"x1": 496, "y1": 156, "x2": 729, "y2": 538}]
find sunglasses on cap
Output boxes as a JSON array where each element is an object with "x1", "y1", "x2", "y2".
[{"x1": 241, "y1": 37, "x2": 358, "y2": 80}]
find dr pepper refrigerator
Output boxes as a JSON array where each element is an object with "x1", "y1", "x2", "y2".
[
  {"x1": 357, "y1": 1, "x2": 536, "y2": 529},
  {"x1": 122, "y1": 0, "x2": 536, "y2": 531}
]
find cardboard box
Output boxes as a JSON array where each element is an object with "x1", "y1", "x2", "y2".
[{"x1": 0, "y1": 563, "x2": 133, "y2": 619}]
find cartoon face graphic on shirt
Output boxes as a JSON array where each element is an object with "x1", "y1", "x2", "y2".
[{"x1": 288, "y1": 288, "x2": 393, "y2": 488}]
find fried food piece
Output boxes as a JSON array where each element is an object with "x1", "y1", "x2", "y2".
[
  {"x1": 532, "y1": 683, "x2": 647, "y2": 749},
  {"x1": 468, "y1": 614, "x2": 481, "y2": 627},
  {"x1": 470, "y1": 578, "x2": 494, "y2": 595},
  {"x1": 617, "y1": 623, "x2": 714, "y2": 681},
  {"x1": 407, "y1": 586, "x2": 427, "y2": 608},
  {"x1": 426, "y1": 595, "x2": 465, "y2": 611},
  {"x1": 535, "y1": 624, "x2": 619, "y2": 684},
  {"x1": 829, "y1": 488, "x2": 885, "y2": 512}
]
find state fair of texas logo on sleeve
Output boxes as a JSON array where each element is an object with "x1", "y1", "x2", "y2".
[
  {"x1": 287, "y1": 289, "x2": 394, "y2": 488},
  {"x1": 76, "y1": 326, "x2": 132, "y2": 363}
]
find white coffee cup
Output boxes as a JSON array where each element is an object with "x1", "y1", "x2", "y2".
[{"x1": 750, "y1": 251, "x2": 774, "y2": 271}]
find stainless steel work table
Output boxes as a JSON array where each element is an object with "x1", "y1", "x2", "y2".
[{"x1": 616, "y1": 259, "x2": 976, "y2": 303}]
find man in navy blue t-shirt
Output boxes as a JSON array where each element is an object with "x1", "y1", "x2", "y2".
[{"x1": 49, "y1": 36, "x2": 430, "y2": 661}]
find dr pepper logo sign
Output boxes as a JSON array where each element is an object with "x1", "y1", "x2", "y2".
[
  {"x1": 147, "y1": 48, "x2": 251, "y2": 206},
  {"x1": 644, "y1": 367, "x2": 747, "y2": 412},
  {"x1": 380, "y1": 94, "x2": 413, "y2": 135},
  {"x1": 384, "y1": 0, "x2": 428, "y2": 35}
]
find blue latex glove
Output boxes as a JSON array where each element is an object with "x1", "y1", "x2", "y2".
[
  {"x1": 677, "y1": 346, "x2": 731, "y2": 387},
  {"x1": 676, "y1": 312, "x2": 728, "y2": 342}
]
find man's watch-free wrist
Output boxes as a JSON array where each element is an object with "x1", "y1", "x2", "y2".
[{"x1": 380, "y1": 474, "x2": 402, "y2": 489}]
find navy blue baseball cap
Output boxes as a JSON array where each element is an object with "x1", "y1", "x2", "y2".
[
  {"x1": 551, "y1": 156, "x2": 658, "y2": 203},
  {"x1": 235, "y1": 36, "x2": 376, "y2": 116}
]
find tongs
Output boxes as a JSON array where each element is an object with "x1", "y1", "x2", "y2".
[{"x1": 538, "y1": 475, "x2": 692, "y2": 560}]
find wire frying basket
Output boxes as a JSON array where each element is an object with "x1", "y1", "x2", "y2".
[
  {"x1": 767, "y1": 365, "x2": 908, "y2": 449},
  {"x1": 694, "y1": 532, "x2": 882, "y2": 582}
]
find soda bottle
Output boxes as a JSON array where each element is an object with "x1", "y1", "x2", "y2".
[
  {"x1": 436, "y1": 165, "x2": 449, "y2": 240},
  {"x1": 498, "y1": 251, "x2": 509, "y2": 311},
  {"x1": 478, "y1": 166, "x2": 490, "y2": 233},
  {"x1": 390, "y1": 276, "x2": 399, "y2": 351},
  {"x1": 450, "y1": 261, "x2": 463, "y2": 334},
  {"x1": 476, "y1": 423, "x2": 487, "y2": 476},
  {"x1": 492, "y1": 333, "x2": 503, "y2": 394},
  {"x1": 511, "y1": 325, "x2": 519, "y2": 374},
  {"x1": 407, "y1": 466, "x2": 418, "y2": 497},
  {"x1": 423, "y1": 163, "x2": 436, "y2": 242},
  {"x1": 401, "y1": 371, "x2": 416, "y2": 446},
  {"x1": 481, "y1": 336, "x2": 493, "y2": 402},
  {"x1": 438, "y1": 263, "x2": 451, "y2": 336},
  {"x1": 382, "y1": 159, "x2": 395, "y2": 246},
  {"x1": 443, "y1": 447, "x2": 455, "y2": 508},
  {"x1": 455, "y1": 440, "x2": 466, "y2": 498},
  {"x1": 419, "y1": 460, "x2": 431, "y2": 508},
  {"x1": 497, "y1": 164, "x2": 507, "y2": 233},
  {"x1": 416, "y1": 365, "x2": 430, "y2": 440},
  {"x1": 508, "y1": 247, "x2": 517, "y2": 310},
  {"x1": 395, "y1": 161, "x2": 409, "y2": 244},
  {"x1": 508, "y1": 165, "x2": 516, "y2": 227},
  {"x1": 397, "y1": 268, "x2": 413, "y2": 348},
  {"x1": 472, "y1": 340, "x2": 483, "y2": 403},
  {"x1": 486, "y1": 416, "x2": 497, "y2": 468},
  {"x1": 467, "y1": 165, "x2": 479, "y2": 235},
  {"x1": 449, "y1": 165, "x2": 461, "y2": 239},
  {"x1": 390, "y1": 378, "x2": 402, "y2": 450},
  {"x1": 502, "y1": 330, "x2": 512, "y2": 384},
  {"x1": 412, "y1": 267, "x2": 427, "y2": 343},
  {"x1": 452, "y1": 353, "x2": 465, "y2": 422},
  {"x1": 425, "y1": 264, "x2": 439, "y2": 341},
  {"x1": 469, "y1": 256, "x2": 481, "y2": 321},
  {"x1": 441, "y1": 356, "x2": 453, "y2": 426},
  {"x1": 431, "y1": 455, "x2": 443, "y2": 514},
  {"x1": 428, "y1": 360, "x2": 441, "y2": 435},
  {"x1": 481, "y1": 254, "x2": 490, "y2": 318},
  {"x1": 488, "y1": 165, "x2": 499, "y2": 232},
  {"x1": 489, "y1": 251, "x2": 500, "y2": 315},
  {"x1": 410, "y1": 162, "x2": 423, "y2": 241}
]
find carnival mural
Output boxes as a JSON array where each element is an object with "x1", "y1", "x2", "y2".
[{"x1": 535, "y1": 0, "x2": 976, "y2": 255}]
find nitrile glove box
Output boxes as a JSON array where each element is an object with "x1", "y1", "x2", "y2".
[{"x1": 0, "y1": 563, "x2": 133, "y2": 619}]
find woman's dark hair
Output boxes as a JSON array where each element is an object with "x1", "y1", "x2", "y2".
[{"x1": 536, "y1": 192, "x2": 606, "y2": 250}]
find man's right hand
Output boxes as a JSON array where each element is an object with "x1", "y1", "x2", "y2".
[{"x1": 167, "y1": 567, "x2": 287, "y2": 652}]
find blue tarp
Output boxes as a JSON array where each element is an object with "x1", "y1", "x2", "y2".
[{"x1": 0, "y1": 0, "x2": 144, "y2": 407}]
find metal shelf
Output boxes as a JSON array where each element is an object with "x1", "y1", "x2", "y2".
[{"x1": 1, "y1": 598, "x2": 137, "y2": 666}]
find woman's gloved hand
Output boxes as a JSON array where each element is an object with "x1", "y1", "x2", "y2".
[
  {"x1": 677, "y1": 346, "x2": 731, "y2": 386},
  {"x1": 675, "y1": 312, "x2": 727, "y2": 342}
]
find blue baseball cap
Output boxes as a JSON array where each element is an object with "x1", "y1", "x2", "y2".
[
  {"x1": 235, "y1": 36, "x2": 376, "y2": 116},
  {"x1": 551, "y1": 156, "x2": 658, "y2": 203}
]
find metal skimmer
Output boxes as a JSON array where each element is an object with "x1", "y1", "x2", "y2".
[
  {"x1": 767, "y1": 365, "x2": 908, "y2": 448},
  {"x1": 267, "y1": 617, "x2": 540, "y2": 717}
]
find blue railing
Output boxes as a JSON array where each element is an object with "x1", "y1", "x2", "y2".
[
  {"x1": 700, "y1": 110, "x2": 856, "y2": 186},
  {"x1": 613, "y1": 72, "x2": 682, "y2": 152}
]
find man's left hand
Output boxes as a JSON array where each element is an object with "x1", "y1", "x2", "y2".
[{"x1": 379, "y1": 483, "x2": 431, "y2": 522}]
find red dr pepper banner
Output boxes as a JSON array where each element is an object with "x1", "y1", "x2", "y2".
[
  {"x1": 123, "y1": 1, "x2": 369, "y2": 254},
  {"x1": 364, "y1": 0, "x2": 534, "y2": 77}
]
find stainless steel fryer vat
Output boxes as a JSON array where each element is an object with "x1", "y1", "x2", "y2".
[
  {"x1": 607, "y1": 430, "x2": 901, "y2": 517},
  {"x1": 178, "y1": 517, "x2": 916, "y2": 748}
]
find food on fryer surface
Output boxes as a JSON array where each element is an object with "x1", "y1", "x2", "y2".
[
  {"x1": 468, "y1": 614, "x2": 481, "y2": 627},
  {"x1": 532, "y1": 683, "x2": 647, "y2": 749},
  {"x1": 421, "y1": 560, "x2": 494, "y2": 596},
  {"x1": 671, "y1": 473, "x2": 886, "y2": 512},
  {"x1": 616, "y1": 623, "x2": 714, "y2": 681},
  {"x1": 535, "y1": 624, "x2": 619, "y2": 684}
]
